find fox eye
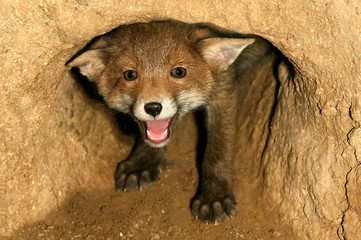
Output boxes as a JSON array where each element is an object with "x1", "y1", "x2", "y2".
[
  {"x1": 171, "y1": 67, "x2": 187, "y2": 78},
  {"x1": 123, "y1": 70, "x2": 138, "y2": 81}
]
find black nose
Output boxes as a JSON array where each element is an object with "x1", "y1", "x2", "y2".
[{"x1": 144, "y1": 102, "x2": 162, "y2": 117}]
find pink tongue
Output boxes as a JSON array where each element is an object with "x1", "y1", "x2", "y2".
[{"x1": 146, "y1": 119, "x2": 171, "y2": 143}]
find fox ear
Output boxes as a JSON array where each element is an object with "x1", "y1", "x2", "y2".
[
  {"x1": 198, "y1": 38, "x2": 255, "y2": 70},
  {"x1": 66, "y1": 50, "x2": 105, "y2": 82}
]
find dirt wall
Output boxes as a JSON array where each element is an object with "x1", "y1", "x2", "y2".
[{"x1": 1, "y1": 0, "x2": 360, "y2": 239}]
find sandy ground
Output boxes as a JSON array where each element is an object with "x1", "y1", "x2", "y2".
[{"x1": 10, "y1": 114, "x2": 296, "y2": 240}]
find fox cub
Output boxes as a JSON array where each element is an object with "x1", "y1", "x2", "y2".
[{"x1": 66, "y1": 20, "x2": 271, "y2": 223}]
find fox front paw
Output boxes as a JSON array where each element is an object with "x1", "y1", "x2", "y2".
[
  {"x1": 191, "y1": 195, "x2": 237, "y2": 223},
  {"x1": 115, "y1": 160, "x2": 161, "y2": 192}
]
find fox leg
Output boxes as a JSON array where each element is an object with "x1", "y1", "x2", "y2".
[
  {"x1": 115, "y1": 137, "x2": 164, "y2": 192},
  {"x1": 191, "y1": 94, "x2": 238, "y2": 223}
]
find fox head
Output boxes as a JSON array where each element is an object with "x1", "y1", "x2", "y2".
[{"x1": 66, "y1": 21, "x2": 254, "y2": 147}]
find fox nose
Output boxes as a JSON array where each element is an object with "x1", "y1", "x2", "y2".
[{"x1": 144, "y1": 102, "x2": 162, "y2": 117}]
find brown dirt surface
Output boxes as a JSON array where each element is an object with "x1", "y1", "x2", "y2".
[{"x1": 11, "y1": 115, "x2": 295, "y2": 240}]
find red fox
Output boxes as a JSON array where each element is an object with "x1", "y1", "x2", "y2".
[{"x1": 66, "y1": 20, "x2": 287, "y2": 223}]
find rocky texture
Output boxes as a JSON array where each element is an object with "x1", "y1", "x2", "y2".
[{"x1": 1, "y1": 0, "x2": 360, "y2": 239}]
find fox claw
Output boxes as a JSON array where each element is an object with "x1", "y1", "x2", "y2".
[{"x1": 191, "y1": 196, "x2": 237, "y2": 223}]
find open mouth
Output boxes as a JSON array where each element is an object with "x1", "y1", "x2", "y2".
[{"x1": 145, "y1": 118, "x2": 173, "y2": 145}]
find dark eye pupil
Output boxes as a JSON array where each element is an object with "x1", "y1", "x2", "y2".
[
  {"x1": 123, "y1": 70, "x2": 138, "y2": 81},
  {"x1": 171, "y1": 67, "x2": 186, "y2": 78}
]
